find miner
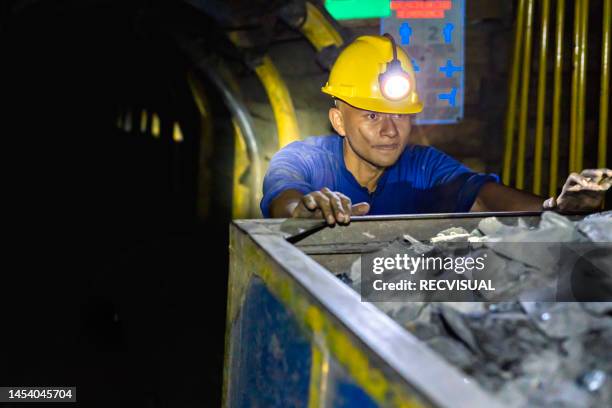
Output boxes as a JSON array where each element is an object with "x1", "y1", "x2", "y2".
[{"x1": 261, "y1": 35, "x2": 611, "y2": 224}]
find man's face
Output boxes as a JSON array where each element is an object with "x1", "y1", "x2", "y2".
[{"x1": 328, "y1": 100, "x2": 412, "y2": 168}]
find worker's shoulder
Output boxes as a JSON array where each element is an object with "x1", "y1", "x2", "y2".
[{"x1": 276, "y1": 134, "x2": 341, "y2": 158}]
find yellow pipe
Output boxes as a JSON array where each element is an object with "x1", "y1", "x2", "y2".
[
  {"x1": 599, "y1": 0, "x2": 611, "y2": 168},
  {"x1": 301, "y1": 2, "x2": 344, "y2": 51},
  {"x1": 503, "y1": 0, "x2": 527, "y2": 186},
  {"x1": 549, "y1": 0, "x2": 565, "y2": 197},
  {"x1": 254, "y1": 55, "x2": 301, "y2": 149},
  {"x1": 576, "y1": 0, "x2": 590, "y2": 171},
  {"x1": 516, "y1": 0, "x2": 534, "y2": 190},
  {"x1": 570, "y1": 0, "x2": 582, "y2": 173},
  {"x1": 534, "y1": 0, "x2": 550, "y2": 195}
]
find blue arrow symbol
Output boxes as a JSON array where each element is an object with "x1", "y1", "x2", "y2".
[
  {"x1": 439, "y1": 60, "x2": 463, "y2": 78},
  {"x1": 443, "y1": 23, "x2": 454, "y2": 44},
  {"x1": 438, "y1": 88, "x2": 458, "y2": 107},
  {"x1": 399, "y1": 22, "x2": 412, "y2": 45}
]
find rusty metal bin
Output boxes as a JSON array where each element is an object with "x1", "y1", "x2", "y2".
[{"x1": 223, "y1": 212, "x2": 566, "y2": 408}]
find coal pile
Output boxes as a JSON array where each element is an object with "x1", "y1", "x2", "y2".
[{"x1": 341, "y1": 211, "x2": 612, "y2": 408}]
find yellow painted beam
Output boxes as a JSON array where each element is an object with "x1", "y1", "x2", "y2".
[
  {"x1": 534, "y1": 0, "x2": 550, "y2": 195},
  {"x1": 232, "y1": 120, "x2": 251, "y2": 219},
  {"x1": 516, "y1": 0, "x2": 534, "y2": 190},
  {"x1": 503, "y1": 0, "x2": 527, "y2": 186},
  {"x1": 254, "y1": 55, "x2": 301, "y2": 149},
  {"x1": 549, "y1": 0, "x2": 565, "y2": 197},
  {"x1": 301, "y1": 2, "x2": 344, "y2": 51}
]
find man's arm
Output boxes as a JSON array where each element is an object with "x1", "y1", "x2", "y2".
[
  {"x1": 471, "y1": 169, "x2": 612, "y2": 212},
  {"x1": 269, "y1": 189, "x2": 304, "y2": 218},
  {"x1": 261, "y1": 139, "x2": 370, "y2": 224},
  {"x1": 470, "y1": 182, "x2": 543, "y2": 212},
  {"x1": 270, "y1": 188, "x2": 370, "y2": 225}
]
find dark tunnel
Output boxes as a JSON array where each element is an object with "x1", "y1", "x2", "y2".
[{"x1": 2, "y1": 1, "x2": 242, "y2": 406}]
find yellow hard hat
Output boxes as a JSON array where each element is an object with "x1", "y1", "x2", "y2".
[{"x1": 321, "y1": 34, "x2": 423, "y2": 114}]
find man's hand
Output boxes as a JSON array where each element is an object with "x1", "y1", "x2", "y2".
[
  {"x1": 291, "y1": 188, "x2": 370, "y2": 225},
  {"x1": 544, "y1": 168, "x2": 612, "y2": 212}
]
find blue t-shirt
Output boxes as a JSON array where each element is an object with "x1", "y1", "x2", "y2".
[{"x1": 260, "y1": 135, "x2": 499, "y2": 217}]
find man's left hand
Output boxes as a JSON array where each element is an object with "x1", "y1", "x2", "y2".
[{"x1": 543, "y1": 168, "x2": 612, "y2": 212}]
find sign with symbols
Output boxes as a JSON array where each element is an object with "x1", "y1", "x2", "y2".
[{"x1": 381, "y1": 0, "x2": 465, "y2": 124}]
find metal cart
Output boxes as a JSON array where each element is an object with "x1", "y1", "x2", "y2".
[{"x1": 224, "y1": 212, "x2": 561, "y2": 408}]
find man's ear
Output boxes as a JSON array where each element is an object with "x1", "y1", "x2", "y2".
[{"x1": 328, "y1": 107, "x2": 346, "y2": 136}]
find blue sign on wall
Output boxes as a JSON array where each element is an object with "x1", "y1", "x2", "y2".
[{"x1": 381, "y1": 0, "x2": 465, "y2": 124}]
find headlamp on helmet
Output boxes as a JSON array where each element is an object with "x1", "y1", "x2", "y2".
[{"x1": 378, "y1": 33, "x2": 412, "y2": 101}]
